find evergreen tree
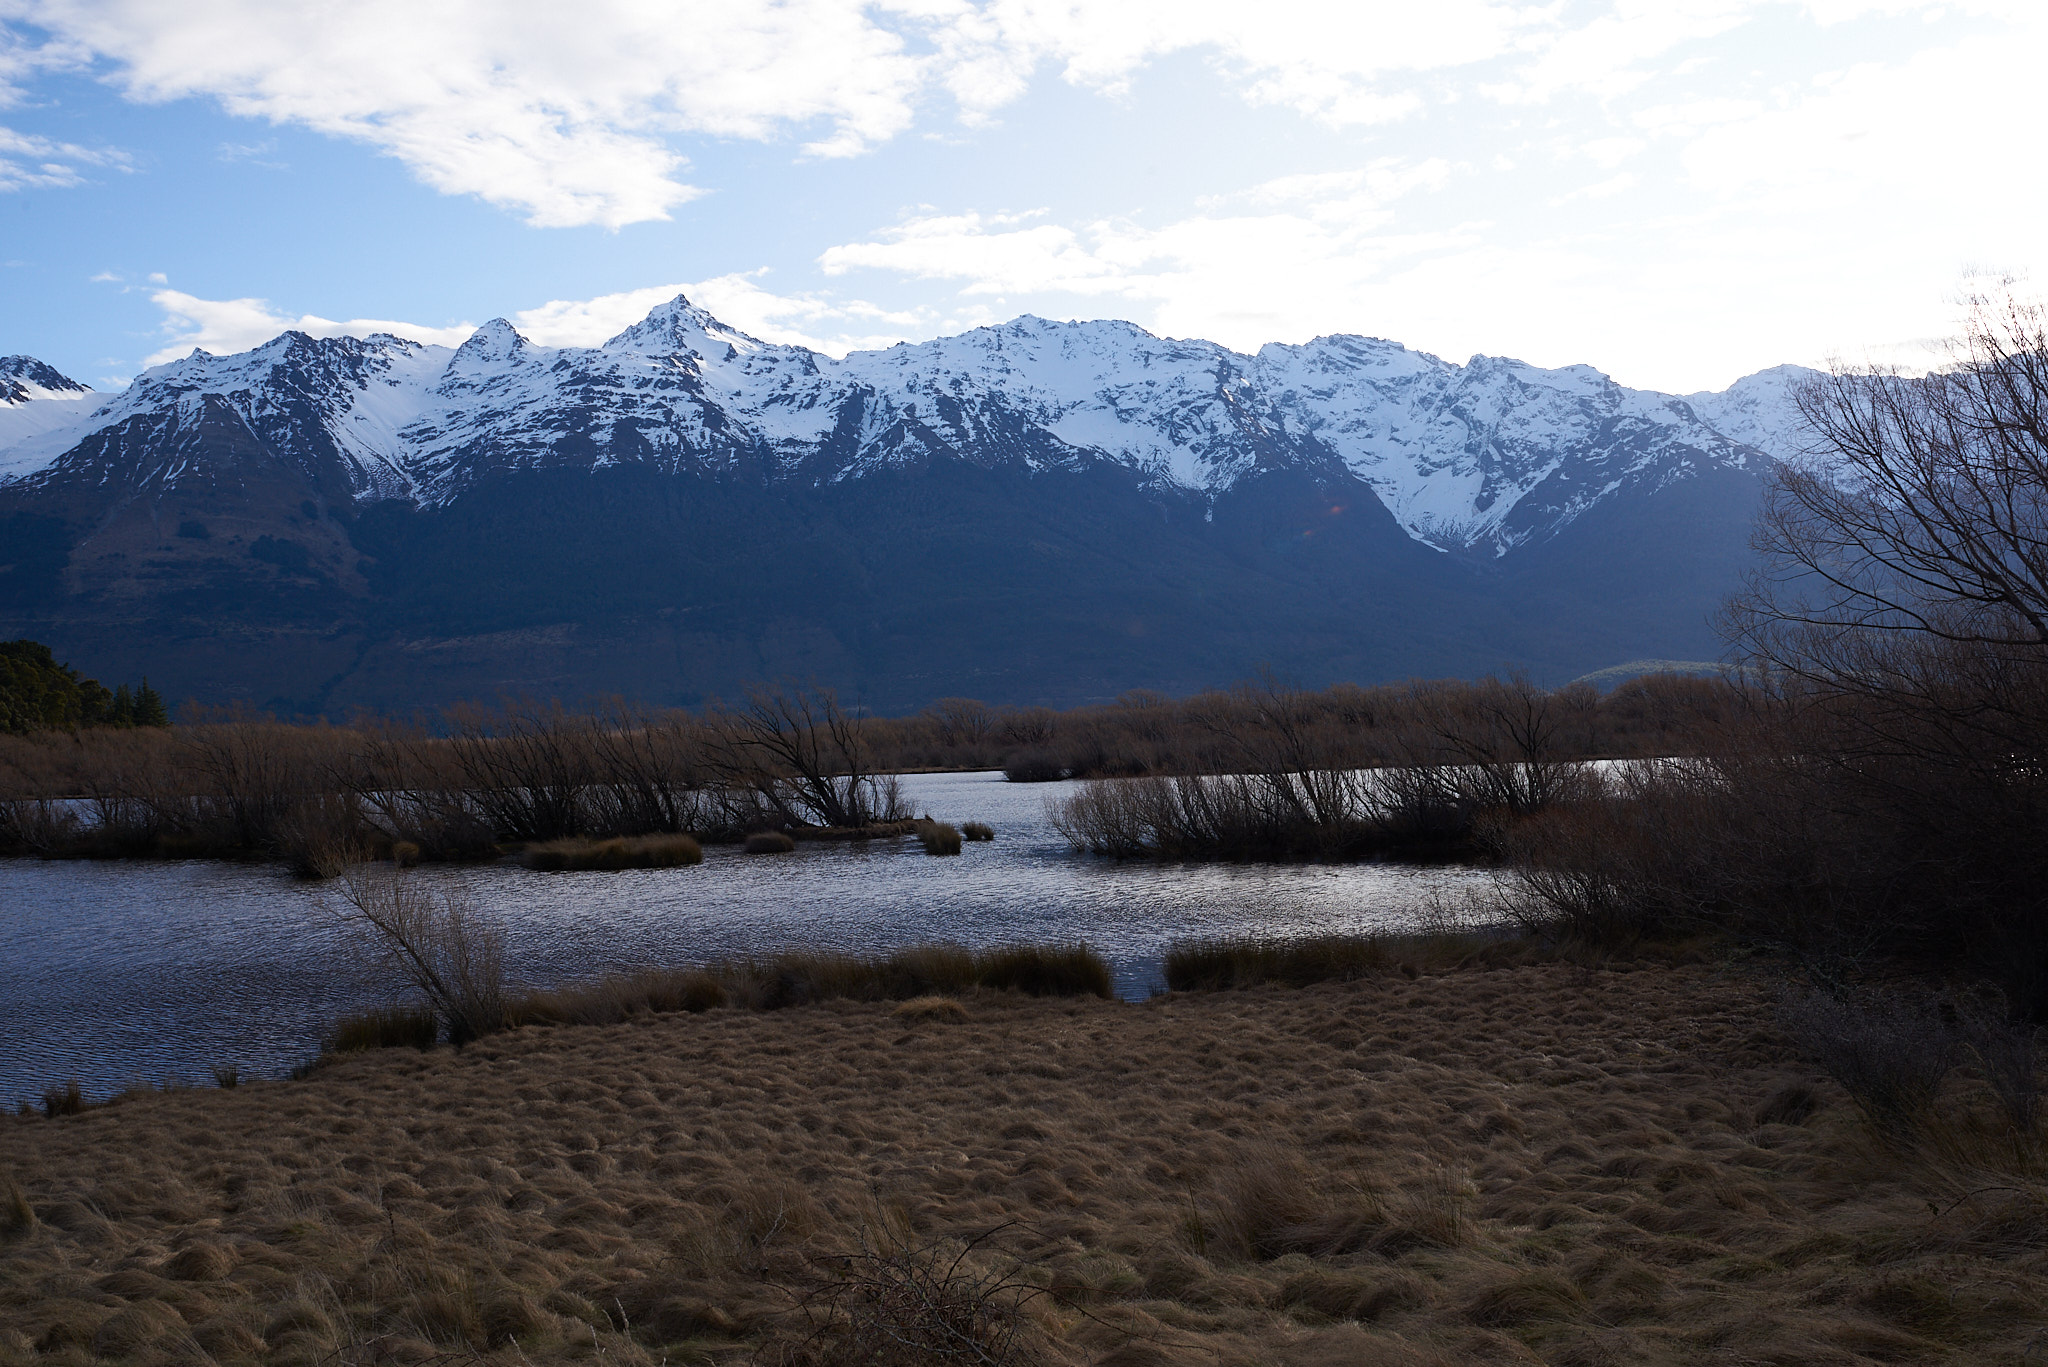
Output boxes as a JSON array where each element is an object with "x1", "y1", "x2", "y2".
[
  {"x1": 133, "y1": 678, "x2": 170, "y2": 728},
  {"x1": 110, "y1": 683, "x2": 134, "y2": 727}
]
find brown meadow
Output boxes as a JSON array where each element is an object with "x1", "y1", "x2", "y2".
[{"x1": 4, "y1": 956, "x2": 2044, "y2": 1366}]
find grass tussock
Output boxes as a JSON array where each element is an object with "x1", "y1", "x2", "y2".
[
  {"x1": 37, "y1": 1082, "x2": 83, "y2": 1119},
  {"x1": 523, "y1": 832, "x2": 704, "y2": 871},
  {"x1": 10, "y1": 959, "x2": 2046, "y2": 1366},
  {"x1": 322, "y1": 1004, "x2": 439, "y2": 1054},
  {"x1": 962, "y1": 821, "x2": 994, "y2": 841},
  {"x1": 745, "y1": 830, "x2": 798, "y2": 854},
  {"x1": 914, "y1": 819, "x2": 962, "y2": 856}
]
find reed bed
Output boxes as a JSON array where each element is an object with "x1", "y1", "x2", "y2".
[
  {"x1": 5, "y1": 954, "x2": 2043, "y2": 1366},
  {"x1": 522, "y1": 832, "x2": 703, "y2": 871},
  {"x1": 324, "y1": 944, "x2": 1117, "y2": 1053}
]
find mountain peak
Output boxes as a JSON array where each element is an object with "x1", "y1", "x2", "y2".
[
  {"x1": 605, "y1": 293, "x2": 768, "y2": 355},
  {"x1": 457, "y1": 317, "x2": 530, "y2": 357},
  {"x1": 0, "y1": 356, "x2": 91, "y2": 404}
]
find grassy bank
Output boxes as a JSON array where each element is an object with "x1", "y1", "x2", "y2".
[{"x1": 4, "y1": 943, "x2": 2044, "y2": 1366}]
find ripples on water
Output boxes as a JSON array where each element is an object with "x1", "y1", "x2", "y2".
[{"x1": 0, "y1": 771, "x2": 1497, "y2": 1104}]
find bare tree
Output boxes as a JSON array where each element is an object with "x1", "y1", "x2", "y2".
[
  {"x1": 332, "y1": 867, "x2": 507, "y2": 1043},
  {"x1": 1724, "y1": 279, "x2": 2048, "y2": 1012},
  {"x1": 706, "y1": 684, "x2": 904, "y2": 829},
  {"x1": 1731, "y1": 283, "x2": 2048, "y2": 712}
]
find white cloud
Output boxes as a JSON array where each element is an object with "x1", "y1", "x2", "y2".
[
  {"x1": 141, "y1": 274, "x2": 948, "y2": 366},
  {"x1": 8, "y1": 0, "x2": 935, "y2": 226},
  {"x1": 0, "y1": 1, "x2": 1896, "y2": 226},
  {"x1": 487, "y1": 275, "x2": 943, "y2": 355},
  {"x1": 0, "y1": 123, "x2": 128, "y2": 189},
  {"x1": 145, "y1": 288, "x2": 476, "y2": 364}
]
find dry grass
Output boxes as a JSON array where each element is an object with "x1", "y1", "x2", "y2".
[
  {"x1": 745, "y1": 831, "x2": 798, "y2": 854},
  {"x1": 889, "y1": 995, "x2": 969, "y2": 1022},
  {"x1": 4, "y1": 960, "x2": 2046, "y2": 1366},
  {"x1": 963, "y1": 822, "x2": 995, "y2": 842},
  {"x1": 1164, "y1": 932, "x2": 1544, "y2": 990},
  {"x1": 522, "y1": 833, "x2": 704, "y2": 872}
]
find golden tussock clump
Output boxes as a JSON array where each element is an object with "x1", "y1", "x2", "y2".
[
  {"x1": 3, "y1": 958, "x2": 2046, "y2": 1366},
  {"x1": 914, "y1": 819, "x2": 963, "y2": 856},
  {"x1": 962, "y1": 821, "x2": 995, "y2": 842},
  {"x1": 744, "y1": 830, "x2": 798, "y2": 854}
]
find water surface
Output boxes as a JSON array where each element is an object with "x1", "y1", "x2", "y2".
[{"x1": 0, "y1": 771, "x2": 1494, "y2": 1104}]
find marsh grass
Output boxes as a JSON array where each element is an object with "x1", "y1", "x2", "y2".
[
  {"x1": 331, "y1": 943, "x2": 1112, "y2": 1052},
  {"x1": 523, "y1": 832, "x2": 704, "y2": 871},
  {"x1": 913, "y1": 819, "x2": 962, "y2": 856},
  {"x1": 322, "y1": 1005, "x2": 439, "y2": 1054},
  {"x1": 962, "y1": 821, "x2": 994, "y2": 841},
  {"x1": 744, "y1": 831, "x2": 798, "y2": 854}
]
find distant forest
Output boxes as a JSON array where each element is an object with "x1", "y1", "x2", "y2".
[{"x1": 0, "y1": 640, "x2": 168, "y2": 734}]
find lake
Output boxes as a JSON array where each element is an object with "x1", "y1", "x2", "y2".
[{"x1": 0, "y1": 770, "x2": 1497, "y2": 1105}]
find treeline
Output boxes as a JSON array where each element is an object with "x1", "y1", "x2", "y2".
[
  {"x1": 0, "y1": 672, "x2": 1736, "y2": 870},
  {"x1": 0, "y1": 639, "x2": 168, "y2": 734},
  {"x1": 889, "y1": 671, "x2": 1737, "y2": 780}
]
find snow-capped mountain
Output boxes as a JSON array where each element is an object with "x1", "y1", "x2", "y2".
[
  {"x1": 0, "y1": 296, "x2": 1814, "y2": 557},
  {"x1": 1683, "y1": 365, "x2": 1817, "y2": 465},
  {"x1": 0, "y1": 357, "x2": 100, "y2": 482}
]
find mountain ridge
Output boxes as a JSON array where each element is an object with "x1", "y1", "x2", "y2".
[
  {"x1": 0, "y1": 298, "x2": 1815, "y2": 711},
  {"x1": 1, "y1": 295, "x2": 1815, "y2": 554}
]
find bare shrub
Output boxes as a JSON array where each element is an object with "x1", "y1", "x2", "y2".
[
  {"x1": 707, "y1": 684, "x2": 905, "y2": 831},
  {"x1": 440, "y1": 702, "x2": 590, "y2": 843},
  {"x1": 780, "y1": 1223, "x2": 1047, "y2": 1367},
  {"x1": 1779, "y1": 991, "x2": 1959, "y2": 1140},
  {"x1": 332, "y1": 869, "x2": 508, "y2": 1044},
  {"x1": 0, "y1": 798, "x2": 79, "y2": 856},
  {"x1": 271, "y1": 791, "x2": 369, "y2": 879}
]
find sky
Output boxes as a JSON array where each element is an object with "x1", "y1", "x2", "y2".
[{"x1": 1, "y1": 0, "x2": 2044, "y2": 396}]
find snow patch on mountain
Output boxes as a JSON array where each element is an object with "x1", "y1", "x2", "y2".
[{"x1": 0, "y1": 357, "x2": 102, "y2": 482}]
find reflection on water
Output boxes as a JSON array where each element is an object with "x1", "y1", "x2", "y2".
[{"x1": 0, "y1": 771, "x2": 1496, "y2": 1104}]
